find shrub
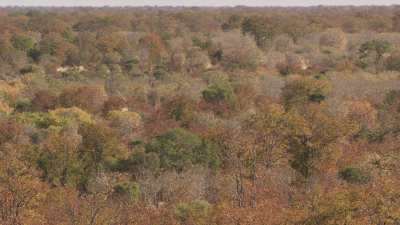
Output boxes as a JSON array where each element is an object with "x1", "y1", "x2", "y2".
[
  {"x1": 117, "y1": 149, "x2": 161, "y2": 173},
  {"x1": 186, "y1": 47, "x2": 211, "y2": 73},
  {"x1": 202, "y1": 81, "x2": 235, "y2": 105},
  {"x1": 78, "y1": 123, "x2": 129, "y2": 173},
  {"x1": 386, "y1": 51, "x2": 400, "y2": 71},
  {"x1": 14, "y1": 112, "x2": 52, "y2": 129},
  {"x1": 212, "y1": 31, "x2": 262, "y2": 70},
  {"x1": 31, "y1": 89, "x2": 58, "y2": 112},
  {"x1": 282, "y1": 76, "x2": 331, "y2": 110},
  {"x1": 339, "y1": 167, "x2": 371, "y2": 184},
  {"x1": 107, "y1": 110, "x2": 141, "y2": 136},
  {"x1": 164, "y1": 95, "x2": 197, "y2": 123},
  {"x1": 241, "y1": 16, "x2": 273, "y2": 48},
  {"x1": 14, "y1": 98, "x2": 32, "y2": 112},
  {"x1": 274, "y1": 34, "x2": 295, "y2": 52},
  {"x1": 103, "y1": 95, "x2": 127, "y2": 114},
  {"x1": 59, "y1": 85, "x2": 107, "y2": 114},
  {"x1": 11, "y1": 34, "x2": 35, "y2": 51},
  {"x1": 113, "y1": 182, "x2": 140, "y2": 202},
  {"x1": 49, "y1": 107, "x2": 93, "y2": 126},
  {"x1": 153, "y1": 64, "x2": 169, "y2": 80},
  {"x1": 277, "y1": 54, "x2": 309, "y2": 76},
  {"x1": 358, "y1": 39, "x2": 392, "y2": 73},
  {"x1": 175, "y1": 200, "x2": 212, "y2": 224},
  {"x1": 319, "y1": 28, "x2": 347, "y2": 51}
]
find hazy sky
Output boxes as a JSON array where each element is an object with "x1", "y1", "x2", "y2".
[{"x1": 1, "y1": 0, "x2": 399, "y2": 7}]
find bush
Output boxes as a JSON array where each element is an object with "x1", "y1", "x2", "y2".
[
  {"x1": 274, "y1": 34, "x2": 295, "y2": 52},
  {"x1": 386, "y1": 51, "x2": 400, "y2": 71},
  {"x1": 319, "y1": 28, "x2": 347, "y2": 51},
  {"x1": 103, "y1": 96, "x2": 127, "y2": 114},
  {"x1": 14, "y1": 98, "x2": 32, "y2": 112},
  {"x1": 107, "y1": 110, "x2": 141, "y2": 136},
  {"x1": 31, "y1": 89, "x2": 58, "y2": 112},
  {"x1": 59, "y1": 85, "x2": 107, "y2": 114},
  {"x1": 339, "y1": 167, "x2": 371, "y2": 184},
  {"x1": 202, "y1": 81, "x2": 235, "y2": 105},
  {"x1": 186, "y1": 47, "x2": 211, "y2": 73},
  {"x1": 277, "y1": 54, "x2": 309, "y2": 76},
  {"x1": 14, "y1": 112, "x2": 52, "y2": 129},
  {"x1": 153, "y1": 64, "x2": 169, "y2": 80},
  {"x1": 358, "y1": 39, "x2": 392, "y2": 73},
  {"x1": 49, "y1": 107, "x2": 93, "y2": 126},
  {"x1": 282, "y1": 76, "x2": 331, "y2": 110},
  {"x1": 175, "y1": 200, "x2": 212, "y2": 224},
  {"x1": 212, "y1": 31, "x2": 262, "y2": 70},
  {"x1": 113, "y1": 182, "x2": 140, "y2": 202},
  {"x1": 11, "y1": 34, "x2": 35, "y2": 51}
]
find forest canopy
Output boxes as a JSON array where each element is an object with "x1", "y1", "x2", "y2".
[{"x1": 1, "y1": 5, "x2": 400, "y2": 225}]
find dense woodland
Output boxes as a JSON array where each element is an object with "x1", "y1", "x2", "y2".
[{"x1": 1, "y1": 5, "x2": 400, "y2": 224}]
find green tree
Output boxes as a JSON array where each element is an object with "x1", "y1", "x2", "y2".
[
  {"x1": 339, "y1": 167, "x2": 371, "y2": 184},
  {"x1": 241, "y1": 16, "x2": 273, "y2": 48},
  {"x1": 358, "y1": 39, "x2": 392, "y2": 73},
  {"x1": 113, "y1": 182, "x2": 140, "y2": 202},
  {"x1": 11, "y1": 34, "x2": 35, "y2": 52},
  {"x1": 37, "y1": 130, "x2": 83, "y2": 187},
  {"x1": 78, "y1": 123, "x2": 128, "y2": 184},
  {"x1": 175, "y1": 200, "x2": 213, "y2": 225},
  {"x1": 282, "y1": 76, "x2": 331, "y2": 111},
  {"x1": 145, "y1": 128, "x2": 220, "y2": 172},
  {"x1": 286, "y1": 106, "x2": 352, "y2": 180},
  {"x1": 202, "y1": 81, "x2": 236, "y2": 106}
]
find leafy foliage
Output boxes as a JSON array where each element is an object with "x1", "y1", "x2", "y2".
[
  {"x1": 145, "y1": 128, "x2": 220, "y2": 171},
  {"x1": 0, "y1": 6, "x2": 399, "y2": 224},
  {"x1": 339, "y1": 167, "x2": 371, "y2": 184}
]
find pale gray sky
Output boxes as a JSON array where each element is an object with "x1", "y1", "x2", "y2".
[{"x1": 0, "y1": 0, "x2": 399, "y2": 7}]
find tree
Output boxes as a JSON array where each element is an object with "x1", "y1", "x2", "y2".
[
  {"x1": 319, "y1": 28, "x2": 347, "y2": 51},
  {"x1": 212, "y1": 31, "x2": 262, "y2": 70},
  {"x1": 221, "y1": 15, "x2": 242, "y2": 31},
  {"x1": 339, "y1": 167, "x2": 371, "y2": 184},
  {"x1": 31, "y1": 89, "x2": 57, "y2": 112},
  {"x1": 276, "y1": 54, "x2": 310, "y2": 75},
  {"x1": 273, "y1": 34, "x2": 295, "y2": 52},
  {"x1": 202, "y1": 81, "x2": 236, "y2": 106},
  {"x1": 392, "y1": 12, "x2": 400, "y2": 32},
  {"x1": 107, "y1": 110, "x2": 142, "y2": 139},
  {"x1": 78, "y1": 123, "x2": 128, "y2": 179},
  {"x1": 138, "y1": 33, "x2": 167, "y2": 75},
  {"x1": 175, "y1": 200, "x2": 213, "y2": 225},
  {"x1": 385, "y1": 50, "x2": 400, "y2": 71},
  {"x1": 186, "y1": 47, "x2": 211, "y2": 73},
  {"x1": 145, "y1": 128, "x2": 220, "y2": 172},
  {"x1": 358, "y1": 39, "x2": 392, "y2": 73},
  {"x1": 37, "y1": 128, "x2": 83, "y2": 187},
  {"x1": 282, "y1": 76, "x2": 331, "y2": 111},
  {"x1": 39, "y1": 32, "x2": 71, "y2": 62},
  {"x1": 241, "y1": 16, "x2": 273, "y2": 48},
  {"x1": 58, "y1": 85, "x2": 107, "y2": 114},
  {"x1": 286, "y1": 105, "x2": 352, "y2": 180},
  {"x1": 243, "y1": 103, "x2": 288, "y2": 169},
  {"x1": 11, "y1": 34, "x2": 35, "y2": 52},
  {"x1": 378, "y1": 90, "x2": 400, "y2": 137},
  {"x1": 239, "y1": 103, "x2": 289, "y2": 207},
  {"x1": 0, "y1": 139, "x2": 47, "y2": 224},
  {"x1": 49, "y1": 107, "x2": 93, "y2": 126},
  {"x1": 113, "y1": 181, "x2": 140, "y2": 202},
  {"x1": 338, "y1": 100, "x2": 378, "y2": 134},
  {"x1": 102, "y1": 95, "x2": 127, "y2": 114}
]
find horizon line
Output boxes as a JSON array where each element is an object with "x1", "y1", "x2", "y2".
[{"x1": 0, "y1": 4, "x2": 399, "y2": 7}]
